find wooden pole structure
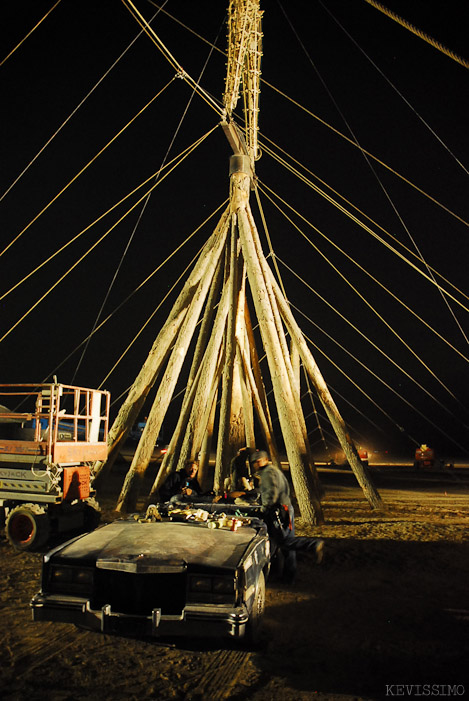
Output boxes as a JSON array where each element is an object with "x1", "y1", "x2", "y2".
[
  {"x1": 235, "y1": 182, "x2": 323, "y2": 524},
  {"x1": 148, "y1": 280, "x2": 232, "y2": 498},
  {"x1": 243, "y1": 304, "x2": 276, "y2": 449},
  {"x1": 291, "y1": 340, "x2": 301, "y2": 391},
  {"x1": 269, "y1": 268, "x2": 383, "y2": 510},
  {"x1": 186, "y1": 245, "x2": 226, "y2": 391},
  {"x1": 262, "y1": 267, "x2": 324, "y2": 498},
  {"x1": 237, "y1": 338, "x2": 278, "y2": 462},
  {"x1": 94, "y1": 209, "x2": 230, "y2": 483},
  {"x1": 238, "y1": 344, "x2": 255, "y2": 450},
  {"x1": 116, "y1": 217, "x2": 229, "y2": 511},
  {"x1": 214, "y1": 220, "x2": 246, "y2": 492},
  {"x1": 149, "y1": 255, "x2": 225, "y2": 485},
  {"x1": 198, "y1": 384, "x2": 218, "y2": 492},
  {"x1": 99, "y1": 0, "x2": 381, "y2": 524}
]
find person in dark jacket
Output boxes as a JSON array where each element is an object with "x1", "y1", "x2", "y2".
[
  {"x1": 229, "y1": 447, "x2": 254, "y2": 492},
  {"x1": 160, "y1": 460, "x2": 202, "y2": 503},
  {"x1": 250, "y1": 450, "x2": 324, "y2": 583}
]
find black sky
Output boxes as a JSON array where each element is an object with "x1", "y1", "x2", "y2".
[{"x1": 1, "y1": 0, "x2": 469, "y2": 459}]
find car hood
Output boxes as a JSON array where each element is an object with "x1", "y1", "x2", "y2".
[{"x1": 51, "y1": 520, "x2": 259, "y2": 572}]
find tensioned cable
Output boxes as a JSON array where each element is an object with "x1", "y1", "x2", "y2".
[
  {"x1": 147, "y1": 0, "x2": 469, "y2": 231},
  {"x1": 0, "y1": 3, "x2": 170, "y2": 203},
  {"x1": 71, "y1": 12, "x2": 225, "y2": 384},
  {"x1": 287, "y1": 299, "x2": 467, "y2": 453},
  {"x1": 274, "y1": 251, "x2": 464, "y2": 422},
  {"x1": 146, "y1": 1, "x2": 223, "y2": 53},
  {"x1": 321, "y1": 1, "x2": 469, "y2": 177},
  {"x1": 267, "y1": 196, "x2": 468, "y2": 417},
  {"x1": 260, "y1": 136, "x2": 469, "y2": 307},
  {"x1": 0, "y1": 131, "x2": 217, "y2": 345},
  {"x1": 261, "y1": 151, "x2": 469, "y2": 434},
  {"x1": 316, "y1": 0, "x2": 469, "y2": 348},
  {"x1": 363, "y1": 0, "x2": 469, "y2": 70},
  {"x1": 259, "y1": 155, "x2": 469, "y2": 315},
  {"x1": 290, "y1": 299, "x2": 468, "y2": 438},
  {"x1": 304, "y1": 400, "x2": 384, "y2": 444},
  {"x1": 150, "y1": 0, "x2": 467, "y2": 447},
  {"x1": 277, "y1": 0, "x2": 469, "y2": 438},
  {"x1": 0, "y1": 0, "x2": 62, "y2": 67},
  {"x1": 268, "y1": 342, "x2": 384, "y2": 434},
  {"x1": 121, "y1": 0, "x2": 224, "y2": 118},
  {"x1": 98, "y1": 243, "x2": 206, "y2": 388},
  {"x1": 0, "y1": 126, "x2": 218, "y2": 304},
  {"x1": 279, "y1": 0, "x2": 386, "y2": 448},
  {"x1": 302, "y1": 368, "x2": 329, "y2": 449},
  {"x1": 253, "y1": 184, "x2": 286, "y2": 299},
  {"x1": 254, "y1": 162, "x2": 327, "y2": 446},
  {"x1": 42, "y1": 200, "x2": 228, "y2": 385},
  {"x1": 0, "y1": 77, "x2": 176, "y2": 260},
  {"x1": 307, "y1": 419, "x2": 375, "y2": 453},
  {"x1": 261, "y1": 79, "x2": 469, "y2": 230},
  {"x1": 259, "y1": 180, "x2": 469, "y2": 368},
  {"x1": 261, "y1": 139, "x2": 469, "y2": 443}
]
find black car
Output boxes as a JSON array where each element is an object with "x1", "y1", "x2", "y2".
[{"x1": 31, "y1": 504, "x2": 270, "y2": 643}]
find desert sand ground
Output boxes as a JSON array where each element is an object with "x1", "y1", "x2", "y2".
[{"x1": 1, "y1": 464, "x2": 468, "y2": 701}]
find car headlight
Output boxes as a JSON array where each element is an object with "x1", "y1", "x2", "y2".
[
  {"x1": 212, "y1": 578, "x2": 235, "y2": 594},
  {"x1": 49, "y1": 566, "x2": 94, "y2": 594},
  {"x1": 190, "y1": 576, "x2": 212, "y2": 592},
  {"x1": 189, "y1": 575, "x2": 236, "y2": 603}
]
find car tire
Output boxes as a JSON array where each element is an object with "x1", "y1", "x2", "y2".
[
  {"x1": 245, "y1": 571, "x2": 265, "y2": 645},
  {"x1": 83, "y1": 497, "x2": 101, "y2": 531},
  {"x1": 6, "y1": 503, "x2": 50, "y2": 551}
]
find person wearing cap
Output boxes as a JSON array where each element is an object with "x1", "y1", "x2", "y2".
[{"x1": 250, "y1": 450, "x2": 324, "y2": 583}]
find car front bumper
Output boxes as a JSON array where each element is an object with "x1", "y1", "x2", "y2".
[{"x1": 31, "y1": 593, "x2": 250, "y2": 639}]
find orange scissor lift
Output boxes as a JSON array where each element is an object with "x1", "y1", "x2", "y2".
[{"x1": 0, "y1": 383, "x2": 110, "y2": 550}]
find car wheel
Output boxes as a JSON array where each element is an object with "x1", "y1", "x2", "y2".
[
  {"x1": 245, "y1": 571, "x2": 265, "y2": 645},
  {"x1": 6, "y1": 503, "x2": 50, "y2": 551},
  {"x1": 83, "y1": 497, "x2": 101, "y2": 531}
]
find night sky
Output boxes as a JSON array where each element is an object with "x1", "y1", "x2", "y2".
[{"x1": 1, "y1": 1, "x2": 468, "y2": 460}]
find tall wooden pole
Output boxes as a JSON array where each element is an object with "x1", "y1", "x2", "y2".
[
  {"x1": 94, "y1": 209, "x2": 230, "y2": 483},
  {"x1": 116, "y1": 217, "x2": 229, "y2": 511},
  {"x1": 198, "y1": 384, "x2": 218, "y2": 492},
  {"x1": 269, "y1": 268, "x2": 383, "y2": 510},
  {"x1": 236, "y1": 194, "x2": 323, "y2": 524},
  {"x1": 237, "y1": 338, "x2": 278, "y2": 462},
  {"x1": 260, "y1": 263, "x2": 324, "y2": 498},
  {"x1": 148, "y1": 281, "x2": 232, "y2": 498},
  {"x1": 215, "y1": 220, "x2": 246, "y2": 492},
  {"x1": 150, "y1": 254, "x2": 226, "y2": 485},
  {"x1": 244, "y1": 304, "x2": 275, "y2": 447}
]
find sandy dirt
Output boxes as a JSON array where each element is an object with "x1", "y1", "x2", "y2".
[{"x1": 1, "y1": 464, "x2": 468, "y2": 701}]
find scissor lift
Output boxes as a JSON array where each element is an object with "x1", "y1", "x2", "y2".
[{"x1": 0, "y1": 383, "x2": 110, "y2": 550}]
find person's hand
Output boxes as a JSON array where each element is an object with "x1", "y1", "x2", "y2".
[{"x1": 184, "y1": 487, "x2": 193, "y2": 496}]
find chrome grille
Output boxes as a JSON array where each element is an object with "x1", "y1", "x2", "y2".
[{"x1": 91, "y1": 569, "x2": 186, "y2": 615}]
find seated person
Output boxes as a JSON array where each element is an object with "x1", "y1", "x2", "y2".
[
  {"x1": 160, "y1": 460, "x2": 202, "y2": 503},
  {"x1": 223, "y1": 447, "x2": 259, "y2": 503}
]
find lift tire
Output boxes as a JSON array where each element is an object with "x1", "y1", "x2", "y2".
[
  {"x1": 6, "y1": 503, "x2": 51, "y2": 551},
  {"x1": 83, "y1": 497, "x2": 101, "y2": 532}
]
